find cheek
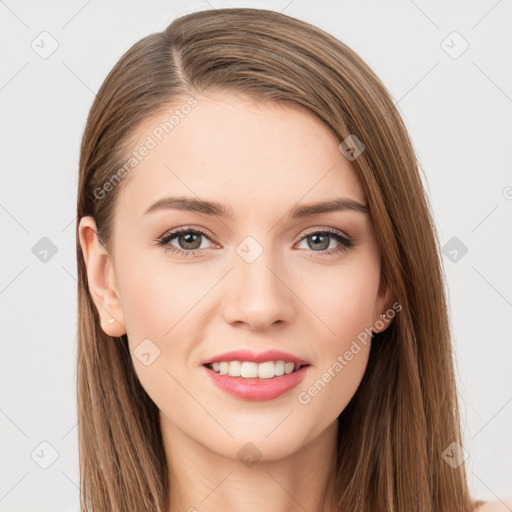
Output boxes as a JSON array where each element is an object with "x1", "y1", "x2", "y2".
[
  {"x1": 114, "y1": 258, "x2": 196, "y2": 411},
  {"x1": 293, "y1": 259, "x2": 379, "y2": 409},
  {"x1": 114, "y1": 254, "x2": 213, "y2": 393},
  {"x1": 297, "y1": 259, "x2": 381, "y2": 346},
  {"x1": 119, "y1": 274, "x2": 169, "y2": 339},
  {"x1": 116, "y1": 253, "x2": 197, "y2": 340}
]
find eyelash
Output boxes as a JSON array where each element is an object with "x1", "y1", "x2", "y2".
[{"x1": 155, "y1": 226, "x2": 354, "y2": 258}]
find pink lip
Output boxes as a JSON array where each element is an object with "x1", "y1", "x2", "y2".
[
  {"x1": 201, "y1": 364, "x2": 310, "y2": 401},
  {"x1": 201, "y1": 349, "x2": 309, "y2": 366}
]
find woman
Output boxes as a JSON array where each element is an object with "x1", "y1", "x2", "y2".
[{"x1": 76, "y1": 7, "x2": 502, "y2": 511}]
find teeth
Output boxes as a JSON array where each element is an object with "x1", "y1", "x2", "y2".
[
  {"x1": 275, "y1": 360, "x2": 285, "y2": 376},
  {"x1": 228, "y1": 360, "x2": 241, "y2": 376},
  {"x1": 207, "y1": 360, "x2": 304, "y2": 378},
  {"x1": 219, "y1": 362, "x2": 229, "y2": 375},
  {"x1": 241, "y1": 361, "x2": 258, "y2": 378},
  {"x1": 257, "y1": 361, "x2": 274, "y2": 379}
]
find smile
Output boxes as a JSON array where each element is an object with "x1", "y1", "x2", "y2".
[
  {"x1": 206, "y1": 360, "x2": 307, "y2": 379},
  {"x1": 202, "y1": 362, "x2": 310, "y2": 401}
]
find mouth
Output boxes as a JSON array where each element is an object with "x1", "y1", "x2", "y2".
[
  {"x1": 203, "y1": 361, "x2": 309, "y2": 379},
  {"x1": 201, "y1": 361, "x2": 311, "y2": 401}
]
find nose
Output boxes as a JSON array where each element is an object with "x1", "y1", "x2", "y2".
[{"x1": 222, "y1": 251, "x2": 295, "y2": 331}]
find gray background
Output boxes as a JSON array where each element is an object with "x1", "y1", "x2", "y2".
[{"x1": 1, "y1": 0, "x2": 511, "y2": 510}]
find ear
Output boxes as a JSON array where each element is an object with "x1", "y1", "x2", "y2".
[
  {"x1": 373, "y1": 272, "x2": 397, "y2": 334},
  {"x1": 78, "y1": 216, "x2": 126, "y2": 337}
]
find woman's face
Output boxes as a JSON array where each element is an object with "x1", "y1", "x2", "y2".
[{"x1": 80, "y1": 91, "x2": 391, "y2": 461}]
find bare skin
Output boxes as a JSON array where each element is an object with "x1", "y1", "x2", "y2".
[
  {"x1": 478, "y1": 500, "x2": 512, "y2": 511},
  {"x1": 79, "y1": 91, "x2": 394, "y2": 511}
]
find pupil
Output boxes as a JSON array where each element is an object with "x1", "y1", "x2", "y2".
[
  {"x1": 309, "y1": 234, "x2": 329, "y2": 251},
  {"x1": 180, "y1": 232, "x2": 201, "y2": 250}
]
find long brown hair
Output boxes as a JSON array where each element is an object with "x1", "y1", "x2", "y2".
[{"x1": 76, "y1": 7, "x2": 482, "y2": 511}]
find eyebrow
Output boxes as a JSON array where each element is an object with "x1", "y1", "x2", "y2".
[{"x1": 142, "y1": 196, "x2": 369, "y2": 219}]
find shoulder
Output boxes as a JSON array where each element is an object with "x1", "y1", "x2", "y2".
[{"x1": 475, "y1": 499, "x2": 512, "y2": 512}]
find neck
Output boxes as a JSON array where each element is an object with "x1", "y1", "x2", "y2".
[{"x1": 161, "y1": 415, "x2": 339, "y2": 512}]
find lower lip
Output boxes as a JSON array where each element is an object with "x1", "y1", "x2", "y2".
[{"x1": 202, "y1": 365, "x2": 310, "y2": 401}]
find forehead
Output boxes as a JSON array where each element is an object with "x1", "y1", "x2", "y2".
[{"x1": 115, "y1": 91, "x2": 365, "y2": 221}]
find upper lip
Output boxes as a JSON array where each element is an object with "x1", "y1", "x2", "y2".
[{"x1": 201, "y1": 349, "x2": 310, "y2": 366}]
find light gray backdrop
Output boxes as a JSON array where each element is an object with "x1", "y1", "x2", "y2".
[{"x1": 1, "y1": 0, "x2": 511, "y2": 510}]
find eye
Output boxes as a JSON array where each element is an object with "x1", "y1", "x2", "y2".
[
  {"x1": 156, "y1": 227, "x2": 215, "y2": 258},
  {"x1": 295, "y1": 228, "x2": 354, "y2": 256},
  {"x1": 155, "y1": 226, "x2": 354, "y2": 258}
]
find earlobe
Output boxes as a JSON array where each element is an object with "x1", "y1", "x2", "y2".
[{"x1": 78, "y1": 216, "x2": 126, "y2": 337}]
